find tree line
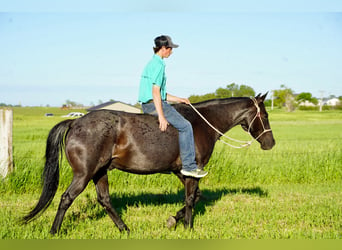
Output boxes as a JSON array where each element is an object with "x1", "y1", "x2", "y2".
[
  {"x1": 2, "y1": 83, "x2": 341, "y2": 110},
  {"x1": 188, "y1": 83, "x2": 342, "y2": 111},
  {"x1": 189, "y1": 83, "x2": 256, "y2": 103}
]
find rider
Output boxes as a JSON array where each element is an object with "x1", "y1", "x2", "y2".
[{"x1": 138, "y1": 35, "x2": 208, "y2": 178}]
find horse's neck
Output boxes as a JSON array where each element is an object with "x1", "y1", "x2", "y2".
[{"x1": 198, "y1": 100, "x2": 249, "y2": 134}]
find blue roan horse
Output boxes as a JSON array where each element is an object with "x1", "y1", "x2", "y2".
[{"x1": 22, "y1": 93, "x2": 275, "y2": 234}]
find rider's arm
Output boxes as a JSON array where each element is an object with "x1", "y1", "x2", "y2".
[{"x1": 152, "y1": 85, "x2": 169, "y2": 132}]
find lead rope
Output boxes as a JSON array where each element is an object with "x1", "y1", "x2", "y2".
[{"x1": 188, "y1": 102, "x2": 252, "y2": 149}]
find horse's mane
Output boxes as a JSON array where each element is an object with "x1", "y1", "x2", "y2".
[{"x1": 192, "y1": 97, "x2": 250, "y2": 108}]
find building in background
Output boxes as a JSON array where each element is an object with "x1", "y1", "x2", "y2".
[{"x1": 87, "y1": 101, "x2": 141, "y2": 113}]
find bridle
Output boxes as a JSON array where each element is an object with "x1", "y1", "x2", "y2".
[
  {"x1": 248, "y1": 97, "x2": 273, "y2": 141},
  {"x1": 188, "y1": 97, "x2": 272, "y2": 149}
]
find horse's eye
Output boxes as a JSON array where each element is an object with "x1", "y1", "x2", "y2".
[{"x1": 241, "y1": 124, "x2": 248, "y2": 131}]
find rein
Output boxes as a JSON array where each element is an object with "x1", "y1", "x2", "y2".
[{"x1": 188, "y1": 97, "x2": 272, "y2": 149}]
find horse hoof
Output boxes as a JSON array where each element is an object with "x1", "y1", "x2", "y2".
[
  {"x1": 167, "y1": 216, "x2": 177, "y2": 229},
  {"x1": 119, "y1": 225, "x2": 130, "y2": 234}
]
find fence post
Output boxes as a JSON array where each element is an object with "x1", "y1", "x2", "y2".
[{"x1": 0, "y1": 109, "x2": 13, "y2": 178}]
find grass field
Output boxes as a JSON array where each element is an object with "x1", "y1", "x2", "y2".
[{"x1": 0, "y1": 107, "x2": 341, "y2": 239}]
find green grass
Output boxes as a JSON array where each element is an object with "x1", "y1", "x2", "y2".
[{"x1": 0, "y1": 107, "x2": 341, "y2": 239}]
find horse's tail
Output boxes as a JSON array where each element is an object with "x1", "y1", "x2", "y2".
[{"x1": 21, "y1": 119, "x2": 73, "y2": 223}]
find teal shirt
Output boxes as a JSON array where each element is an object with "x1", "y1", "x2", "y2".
[{"x1": 139, "y1": 54, "x2": 167, "y2": 103}]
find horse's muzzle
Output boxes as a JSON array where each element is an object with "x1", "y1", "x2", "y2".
[{"x1": 261, "y1": 137, "x2": 275, "y2": 150}]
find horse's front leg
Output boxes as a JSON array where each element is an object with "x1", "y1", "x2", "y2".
[
  {"x1": 183, "y1": 177, "x2": 199, "y2": 228},
  {"x1": 167, "y1": 176, "x2": 199, "y2": 229},
  {"x1": 174, "y1": 172, "x2": 202, "y2": 203},
  {"x1": 167, "y1": 172, "x2": 201, "y2": 228}
]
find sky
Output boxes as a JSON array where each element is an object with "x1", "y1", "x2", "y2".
[{"x1": 1, "y1": 1, "x2": 342, "y2": 106}]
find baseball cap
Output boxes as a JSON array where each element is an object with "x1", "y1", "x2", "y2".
[{"x1": 154, "y1": 35, "x2": 179, "y2": 48}]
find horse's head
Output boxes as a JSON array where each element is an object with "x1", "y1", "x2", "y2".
[{"x1": 241, "y1": 93, "x2": 275, "y2": 150}]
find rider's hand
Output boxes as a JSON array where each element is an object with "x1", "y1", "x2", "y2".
[
  {"x1": 158, "y1": 115, "x2": 169, "y2": 132},
  {"x1": 179, "y1": 98, "x2": 191, "y2": 105}
]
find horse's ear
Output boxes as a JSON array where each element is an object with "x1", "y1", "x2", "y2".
[
  {"x1": 261, "y1": 92, "x2": 268, "y2": 101},
  {"x1": 255, "y1": 92, "x2": 268, "y2": 103}
]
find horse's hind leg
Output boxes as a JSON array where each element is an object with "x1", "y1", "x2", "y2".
[
  {"x1": 50, "y1": 175, "x2": 91, "y2": 234},
  {"x1": 93, "y1": 169, "x2": 130, "y2": 233}
]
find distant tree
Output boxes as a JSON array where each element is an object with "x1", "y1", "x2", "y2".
[
  {"x1": 264, "y1": 99, "x2": 272, "y2": 107},
  {"x1": 189, "y1": 83, "x2": 255, "y2": 103},
  {"x1": 273, "y1": 85, "x2": 295, "y2": 111},
  {"x1": 65, "y1": 99, "x2": 77, "y2": 107},
  {"x1": 238, "y1": 84, "x2": 256, "y2": 97},
  {"x1": 223, "y1": 83, "x2": 255, "y2": 97},
  {"x1": 296, "y1": 92, "x2": 312, "y2": 102},
  {"x1": 64, "y1": 99, "x2": 84, "y2": 108},
  {"x1": 189, "y1": 93, "x2": 216, "y2": 103},
  {"x1": 215, "y1": 87, "x2": 231, "y2": 98},
  {"x1": 311, "y1": 97, "x2": 318, "y2": 105},
  {"x1": 225, "y1": 83, "x2": 239, "y2": 97},
  {"x1": 296, "y1": 92, "x2": 318, "y2": 105}
]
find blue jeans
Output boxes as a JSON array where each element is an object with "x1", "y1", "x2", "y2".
[{"x1": 142, "y1": 101, "x2": 198, "y2": 171}]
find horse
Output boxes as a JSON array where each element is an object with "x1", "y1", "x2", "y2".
[{"x1": 22, "y1": 93, "x2": 275, "y2": 234}]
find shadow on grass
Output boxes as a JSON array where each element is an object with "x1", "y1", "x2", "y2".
[{"x1": 74, "y1": 186, "x2": 268, "y2": 224}]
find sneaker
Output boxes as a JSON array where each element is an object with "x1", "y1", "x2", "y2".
[{"x1": 180, "y1": 168, "x2": 208, "y2": 178}]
